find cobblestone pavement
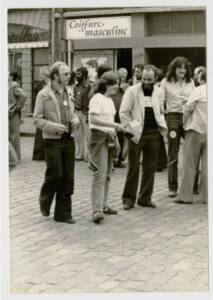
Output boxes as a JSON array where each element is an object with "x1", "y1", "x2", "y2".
[{"x1": 9, "y1": 137, "x2": 208, "y2": 293}]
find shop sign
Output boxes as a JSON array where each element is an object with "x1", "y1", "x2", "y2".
[
  {"x1": 66, "y1": 16, "x2": 131, "y2": 39},
  {"x1": 8, "y1": 24, "x2": 48, "y2": 43}
]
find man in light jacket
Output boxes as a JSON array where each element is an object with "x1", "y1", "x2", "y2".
[
  {"x1": 34, "y1": 61, "x2": 79, "y2": 224},
  {"x1": 119, "y1": 65, "x2": 167, "y2": 210}
]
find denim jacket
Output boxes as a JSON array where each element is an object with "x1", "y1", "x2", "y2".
[{"x1": 33, "y1": 83, "x2": 79, "y2": 139}]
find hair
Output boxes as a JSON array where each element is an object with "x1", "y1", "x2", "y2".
[
  {"x1": 142, "y1": 64, "x2": 159, "y2": 79},
  {"x1": 117, "y1": 68, "x2": 128, "y2": 78},
  {"x1": 166, "y1": 56, "x2": 192, "y2": 83},
  {"x1": 134, "y1": 64, "x2": 144, "y2": 71},
  {"x1": 76, "y1": 67, "x2": 88, "y2": 79},
  {"x1": 199, "y1": 70, "x2": 207, "y2": 82},
  {"x1": 69, "y1": 70, "x2": 76, "y2": 85},
  {"x1": 96, "y1": 71, "x2": 118, "y2": 94},
  {"x1": 194, "y1": 66, "x2": 206, "y2": 75},
  {"x1": 97, "y1": 64, "x2": 112, "y2": 79},
  {"x1": 86, "y1": 59, "x2": 98, "y2": 69},
  {"x1": 49, "y1": 61, "x2": 67, "y2": 80},
  {"x1": 10, "y1": 71, "x2": 21, "y2": 82}
]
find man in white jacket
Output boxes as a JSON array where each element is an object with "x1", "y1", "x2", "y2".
[{"x1": 119, "y1": 65, "x2": 167, "y2": 210}]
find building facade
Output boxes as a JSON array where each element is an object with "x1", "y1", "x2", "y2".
[
  {"x1": 53, "y1": 7, "x2": 206, "y2": 78},
  {"x1": 8, "y1": 9, "x2": 50, "y2": 113}
]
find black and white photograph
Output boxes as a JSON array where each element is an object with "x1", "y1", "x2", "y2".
[{"x1": 1, "y1": 1, "x2": 212, "y2": 299}]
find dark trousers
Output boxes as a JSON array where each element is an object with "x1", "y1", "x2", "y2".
[
  {"x1": 122, "y1": 130, "x2": 160, "y2": 206},
  {"x1": 32, "y1": 128, "x2": 45, "y2": 161},
  {"x1": 156, "y1": 135, "x2": 168, "y2": 171},
  {"x1": 39, "y1": 134, "x2": 75, "y2": 221},
  {"x1": 166, "y1": 113, "x2": 185, "y2": 192}
]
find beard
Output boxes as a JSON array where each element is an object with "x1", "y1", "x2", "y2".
[{"x1": 142, "y1": 83, "x2": 154, "y2": 96}]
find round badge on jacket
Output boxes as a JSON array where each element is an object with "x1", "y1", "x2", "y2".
[{"x1": 170, "y1": 130, "x2": 177, "y2": 139}]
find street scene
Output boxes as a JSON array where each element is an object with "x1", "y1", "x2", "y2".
[{"x1": 7, "y1": 6, "x2": 208, "y2": 295}]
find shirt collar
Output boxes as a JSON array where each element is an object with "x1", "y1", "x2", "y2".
[{"x1": 51, "y1": 82, "x2": 66, "y2": 95}]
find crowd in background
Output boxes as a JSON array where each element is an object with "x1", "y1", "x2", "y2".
[{"x1": 8, "y1": 56, "x2": 207, "y2": 224}]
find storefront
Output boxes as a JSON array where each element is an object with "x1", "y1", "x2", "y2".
[
  {"x1": 54, "y1": 7, "x2": 206, "y2": 78},
  {"x1": 8, "y1": 9, "x2": 50, "y2": 114}
]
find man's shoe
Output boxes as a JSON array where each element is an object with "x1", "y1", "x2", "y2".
[
  {"x1": 54, "y1": 217, "x2": 76, "y2": 224},
  {"x1": 123, "y1": 203, "x2": 134, "y2": 210},
  {"x1": 114, "y1": 161, "x2": 126, "y2": 168},
  {"x1": 168, "y1": 190, "x2": 177, "y2": 198},
  {"x1": 92, "y1": 211, "x2": 104, "y2": 223},
  {"x1": 193, "y1": 189, "x2": 199, "y2": 195},
  {"x1": 138, "y1": 202, "x2": 156, "y2": 208},
  {"x1": 103, "y1": 207, "x2": 118, "y2": 215},
  {"x1": 173, "y1": 200, "x2": 193, "y2": 205},
  {"x1": 40, "y1": 208, "x2": 50, "y2": 217}
]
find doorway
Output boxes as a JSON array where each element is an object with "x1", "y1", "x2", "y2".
[{"x1": 117, "y1": 49, "x2": 132, "y2": 80}]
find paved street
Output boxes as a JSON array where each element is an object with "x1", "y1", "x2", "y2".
[{"x1": 9, "y1": 136, "x2": 208, "y2": 293}]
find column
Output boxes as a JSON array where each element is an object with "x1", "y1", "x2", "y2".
[{"x1": 21, "y1": 49, "x2": 32, "y2": 114}]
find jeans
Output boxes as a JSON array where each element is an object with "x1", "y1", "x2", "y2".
[
  {"x1": 166, "y1": 113, "x2": 185, "y2": 192},
  {"x1": 178, "y1": 130, "x2": 207, "y2": 203},
  {"x1": 9, "y1": 112, "x2": 21, "y2": 160},
  {"x1": 122, "y1": 130, "x2": 160, "y2": 206},
  {"x1": 90, "y1": 134, "x2": 114, "y2": 213},
  {"x1": 75, "y1": 110, "x2": 89, "y2": 161},
  {"x1": 39, "y1": 134, "x2": 75, "y2": 221}
]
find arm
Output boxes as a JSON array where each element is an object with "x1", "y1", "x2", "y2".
[
  {"x1": 158, "y1": 78, "x2": 167, "y2": 114},
  {"x1": 119, "y1": 87, "x2": 134, "y2": 128},
  {"x1": 13, "y1": 86, "x2": 27, "y2": 112},
  {"x1": 183, "y1": 88, "x2": 200, "y2": 124},
  {"x1": 90, "y1": 113, "x2": 119, "y2": 130}
]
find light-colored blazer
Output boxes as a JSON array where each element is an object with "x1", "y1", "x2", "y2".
[
  {"x1": 33, "y1": 83, "x2": 79, "y2": 139},
  {"x1": 119, "y1": 83, "x2": 168, "y2": 144}
]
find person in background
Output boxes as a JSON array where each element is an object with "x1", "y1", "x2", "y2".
[
  {"x1": 68, "y1": 70, "x2": 77, "y2": 96},
  {"x1": 8, "y1": 71, "x2": 27, "y2": 161},
  {"x1": 174, "y1": 70, "x2": 207, "y2": 204},
  {"x1": 193, "y1": 66, "x2": 206, "y2": 87},
  {"x1": 128, "y1": 64, "x2": 143, "y2": 86},
  {"x1": 85, "y1": 59, "x2": 98, "y2": 83},
  {"x1": 33, "y1": 61, "x2": 79, "y2": 224},
  {"x1": 74, "y1": 67, "x2": 91, "y2": 161},
  {"x1": 32, "y1": 66, "x2": 50, "y2": 161},
  {"x1": 111, "y1": 68, "x2": 129, "y2": 168},
  {"x1": 160, "y1": 57, "x2": 194, "y2": 198},
  {"x1": 9, "y1": 141, "x2": 18, "y2": 171},
  {"x1": 88, "y1": 71, "x2": 124, "y2": 223},
  {"x1": 120, "y1": 65, "x2": 167, "y2": 210},
  {"x1": 88, "y1": 63, "x2": 112, "y2": 100},
  {"x1": 155, "y1": 67, "x2": 168, "y2": 172},
  {"x1": 191, "y1": 66, "x2": 206, "y2": 194}
]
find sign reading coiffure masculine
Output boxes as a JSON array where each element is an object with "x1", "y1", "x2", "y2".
[{"x1": 66, "y1": 16, "x2": 131, "y2": 40}]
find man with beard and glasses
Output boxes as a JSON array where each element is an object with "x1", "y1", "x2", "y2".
[
  {"x1": 34, "y1": 61, "x2": 79, "y2": 224},
  {"x1": 120, "y1": 65, "x2": 167, "y2": 210}
]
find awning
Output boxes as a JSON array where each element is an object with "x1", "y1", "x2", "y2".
[{"x1": 8, "y1": 41, "x2": 48, "y2": 49}]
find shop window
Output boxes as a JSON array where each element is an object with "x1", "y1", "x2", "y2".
[
  {"x1": 33, "y1": 48, "x2": 49, "y2": 65},
  {"x1": 193, "y1": 12, "x2": 206, "y2": 33},
  {"x1": 9, "y1": 52, "x2": 22, "y2": 80},
  {"x1": 148, "y1": 14, "x2": 170, "y2": 35}
]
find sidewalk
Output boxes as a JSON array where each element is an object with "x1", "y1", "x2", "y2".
[{"x1": 9, "y1": 137, "x2": 208, "y2": 293}]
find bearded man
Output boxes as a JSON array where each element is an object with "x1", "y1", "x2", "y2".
[{"x1": 120, "y1": 65, "x2": 167, "y2": 210}]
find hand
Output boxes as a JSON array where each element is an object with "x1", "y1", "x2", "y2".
[
  {"x1": 115, "y1": 123, "x2": 124, "y2": 132},
  {"x1": 54, "y1": 124, "x2": 68, "y2": 134}
]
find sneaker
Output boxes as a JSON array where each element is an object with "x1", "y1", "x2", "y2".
[
  {"x1": 103, "y1": 207, "x2": 118, "y2": 215},
  {"x1": 137, "y1": 202, "x2": 156, "y2": 208},
  {"x1": 92, "y1": 211, "x2": 104, "y2": 223}
]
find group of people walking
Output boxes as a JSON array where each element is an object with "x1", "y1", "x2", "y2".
[{"x1": 9, "y1": 55, "x2": 207, "y2": 225}]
